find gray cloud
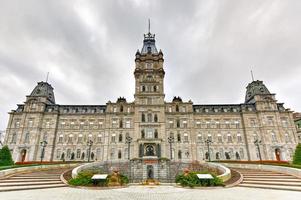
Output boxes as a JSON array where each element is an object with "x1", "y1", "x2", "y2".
[{"x1": 0, "y1": 0, "x2": 301, "y2": 130}]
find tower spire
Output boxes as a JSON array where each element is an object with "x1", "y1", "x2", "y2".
[
  {"x1": 148, "y1": 18, "x2": 151, "y2": 33},
  {"x1": 250, "y1": 70, "x2": 255, "y2": 82},
  {"x1": 46, "y1": 72, "x2": 49, "y2": 83}
]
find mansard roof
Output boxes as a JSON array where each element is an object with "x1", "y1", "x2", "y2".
[
  {"x1": 29, "y1": 81, "x2": 55, "y2": 104},
  {"x1": 193, "y1": 104, "x2": 256, "y2": 113},
  {"x1": 245, "y1": 80, "x2": 271, "y2": 103},
  {"x1": 141, "y1": 32, "x2": 158, "y2": 54}
]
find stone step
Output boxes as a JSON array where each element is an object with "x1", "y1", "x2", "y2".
[
  {"x1": 1, "y1": 178, "x2": 61, "y2": 183},
  {"x1": 243, "y1": 178, "x2": 301, "y2": 182},
  {"x1": 0, "y1": 184, "x2": 67, "y2": 192},
  {"x1": 242, "y1": 173, "x2": 291, "y2": 176},
  {"x1": 240, "y1": 172, "x2": 283, "y2": 175},
  {"x1": 16, "y1": 174, "x2": 62, "y2": 177},
  {"x1": 243, "y1": 180, "x2": 301, "y2": 186},
  {"x1": 239, "y1": 183, "x2": 301, "y2": 192},
  {"x1": 9, "y1": 176, "x2": 60, "y2": 180},
  {"x1": 0, "y1": 181, "x2": 63, "y2": 187},
  {"x1": 243, "y1": 175, "x2": 296, "y2": 179}
]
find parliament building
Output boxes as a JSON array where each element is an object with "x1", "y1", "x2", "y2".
[{"x1": 4, "y1": 30, "x2": 299, "y2": 163}]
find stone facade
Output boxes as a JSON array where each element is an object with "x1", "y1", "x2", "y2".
[
  {"x1": 3, "y1": 30, "x2": 298, "y2": 163},
  {"x1": 293, "y1": 113, "x2": 301, "y2": 142}
]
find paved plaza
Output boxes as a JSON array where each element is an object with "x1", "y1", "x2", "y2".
[{"x1": 0, "y1": 186, "x2": 299, "y2": 200}]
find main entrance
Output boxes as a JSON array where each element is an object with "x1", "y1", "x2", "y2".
[
  {"x1": 275, "y1": 148, "x2": 281, "y2": 161},
  {"x1": 20, "y1": 149, "x2": 27, "y2": 162}
]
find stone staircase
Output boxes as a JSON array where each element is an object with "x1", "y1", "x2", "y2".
[
  {"x1": 0, "y1": 168, "x2": 68, "y2": 192},
  {"x1": 235, "y1": 168, "x2": 301, "y2": 192}
]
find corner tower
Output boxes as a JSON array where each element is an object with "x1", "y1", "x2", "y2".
[{"x1": 134, "y1": 30, "x2": 165, "y2": 105}]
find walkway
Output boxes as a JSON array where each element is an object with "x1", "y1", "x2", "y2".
[
  {"x1": 0, "y1": 168, "x2": 67, "y2": 192},
  {"x1": 0, "y1": 186, "x2": 300, "y2": 200}
]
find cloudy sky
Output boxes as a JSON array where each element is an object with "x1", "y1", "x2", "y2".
[{"x1": 0, "y1": 0, "x2": 301, "y2": 130}]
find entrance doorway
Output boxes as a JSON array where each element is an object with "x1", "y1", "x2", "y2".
[
  {"x1": 275, "y1": 148, "x2": 281, "y2": 161},
  {"x1": 147, "y1": 165, "x2": 154, "y2": 179},
  {"x1": 20, "y1": 149, "x2": 27, "y2": 162}
]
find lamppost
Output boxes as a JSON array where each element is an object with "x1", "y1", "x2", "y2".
[
  {"x1": 204, "y1": 138, "x2": 212, "y2": 162},
  {"x1": 87, "y1": 140, "x2": 93, "y2": 162},
  {"x1": 40, "y1": 140, "x2": 48, "y2": 163},
  {"x1": 167, "y1": 136, "x2": 174, "y2": 160},
  {"x1": 254, "y1": 139, "x2": 262, "y2": 162},
  {"x1": 125, "y1": 136, "x2": 133, "y2": 160}
]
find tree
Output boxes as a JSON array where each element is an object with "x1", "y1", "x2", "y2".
[
  {"x1": 0, "y1": 145, "x2": 14, "y2": 166},
  {"x1": 293, "y1": 143, "x2": 301, "y2": 165}
]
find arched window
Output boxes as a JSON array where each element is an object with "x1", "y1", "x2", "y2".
[
  {"x1": 154, "y1": 129, "x2": 158, "y2": 138},
  {"x1": 142, "y1": 85, "x2": 146, "y2": 92},
  {"x1": 147, "y1": 113, "x2": 152, "y2": 122},
  {"x1": 119, "y1": 134, "x2": 123, "y2": 142},
  {"x1": 141, "y1": 130, "x2": 145, "y2": 138},
  {"x1": 119, "y1": 119, "x2": 123, "y2": 128},
  {"x1": 120, "y1": 105, "x2": 123, "y2": 112},
  {"x1": 11, "y1": 133, "x2": 17, "y2": 143},
  {"x1": 176, "y1": 119, "x2": 180, "y2": 128},
  {"x1": 118, "y1": 150, "x2": 122, "y2": 159},
  {"x1": 235, "y1": 152, "x2": 240, "y2": 160},
  {"x1": 177, "y1": 133, "x2": 181, "y2": 142},
  {"x1": 91, "y1": 152, "x2": 95, "y2": 160},
  {"x1": 153, "y1": 85, "x2": 157, "y2": 92},
  {"x1": 142, "y1": 113, "x2": 145, "y2": 122},
  {"x1": 24, "y1": 132, "x2": 30, "y2": 143},
  {"x1": 154, "y1": 114, "x2": 158, "y2": 122},
  {"x1": 176, "y1": 105, "x2": 179, "y2": 112},
  {"x1": 178, "y1": 150, "x2": 182, "y2": 159},
  {"x1": 81, "y1": 152, "x2": 85, "y2": 160}
]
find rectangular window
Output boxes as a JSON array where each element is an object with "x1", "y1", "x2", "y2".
[
  {"x1": 15, "y1": 121, "x2": 20, "y2": 128},
  {"x1": 76, "y1": 149, "x2": 81, "y2": 159},
  {"x1": 126, "y1": 121, "x2": 131, "y2": 128},
  {"x1": 237, "y1": 134, "x2": 242, "y2": 143},
  {"x1": 58, "y1": 135, "x2": 63, "y2": 143},
  {"x1": 217, "y1": 134, "x2": 222, "y2": 143},
  {"x1": 111, "y1": 134, "x2": 116, "y2": 143},
  {"x1": 78, "y1": 134, "x2": 83, "y2": 143},
  {"x1": 184, "y1": 133, "x2": 188, "y2": 142},
  {"x1": 227, "y1": 133, "x2": 232, "y2": 143},
  {"x1": 56, "y1": 149, "x2": 61, "y2": 159}
]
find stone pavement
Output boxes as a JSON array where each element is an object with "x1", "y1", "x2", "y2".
[{"x1": 0, "y1": 186, "x2": 299, "y2": 200}]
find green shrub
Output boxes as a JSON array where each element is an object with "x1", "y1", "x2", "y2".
[
  {"x1": 0, "y1": 146, "x2": 14, "y2": 166},
  {"x1": 293, "y1": 143, "x2": 301, "y2": 165},
  {"x1": 120, "y1": 174, "x2": 129, "y2": 185},
  {"x1": 68, "y1": 171, "x2": 94, "y2": 186},
  {"x1": 175, "y1": 171, "x2": 223, "y2": 188}
]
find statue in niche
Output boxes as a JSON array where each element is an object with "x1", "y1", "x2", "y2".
[{"x1": 145, "y1": 145, "x2": 155, "y2": 156}]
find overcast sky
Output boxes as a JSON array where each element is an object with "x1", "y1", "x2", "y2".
[{"x1": 0, "y1": 0, "x2": 301, "y2": 130}]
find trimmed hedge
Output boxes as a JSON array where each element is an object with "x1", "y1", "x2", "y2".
[
  {"x1": 293, "y1": 143, "x2": 301, "y2": 165},
  {"x1": 175, "y1": 171, "x2": 223, "y2": 188},
  {"x1": 0, "y1": 146, "x2": 14, "y2": 166}
]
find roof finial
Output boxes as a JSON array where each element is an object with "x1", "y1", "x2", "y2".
[
  {"x1": 250, "y1": 70, "x2": 255, "y2": 82},
  {"x1": 46, "y1": 72, "x2": 49, "y2": 83},
  {"x1": 148, "y1": 18, "x2": 151, "y2": 33}
]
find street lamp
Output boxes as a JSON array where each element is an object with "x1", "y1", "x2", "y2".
[
  {"x1": 204, "y1": 138, "x2": 212, "y2": 162},
  {"x1": 125, "y1": 136, "x2": 133, "y2": 160},
  {"x1": 167, "y1": 136, "x2": 174, "y2": 160},
  {"x1": 40, "y1": 140, "x2": 48, "y2": 163},
  {"x1": 87, "y1": 140, "x2": 93, "y2": 162},
  {"x1": 254, "y1": 139, "x2": 262, "y2": 162}
]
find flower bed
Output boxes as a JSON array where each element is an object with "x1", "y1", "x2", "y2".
[
  {"x1": 175, "y1": 169, "x2": 223, "y2": 188},
  {"x1": 68, "y1": 169, "x2": 129, "y2": 187}
]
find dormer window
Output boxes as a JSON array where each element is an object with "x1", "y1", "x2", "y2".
[
  {"x1": 146, "y1": 63, "x2": 152, "y2": 69},
  {"x1": 147, "y1": 46, "x2": 152, "y2": 53}
]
